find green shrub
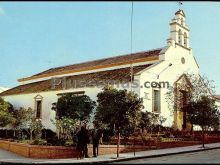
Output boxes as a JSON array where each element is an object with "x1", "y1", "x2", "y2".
[
  {"x1": 46, "y1": 136, "x2": 66, "y2": 146},
  {"x1": 31, "y1": 139, "x2": 47, "y2": 145}
]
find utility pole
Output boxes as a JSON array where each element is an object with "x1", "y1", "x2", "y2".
[
  {"x1": 129, "y1": 1, "x2": 136, "y2": 157},
  {"x1": 202, "y1": 107, "x2": 205, "y2": 148},
  {"x1": 116, "y1": 1, "x2": 134, "y2": 159},
  {"x1": 130, "y1": 1, "x2": 134, "y2": 92}
]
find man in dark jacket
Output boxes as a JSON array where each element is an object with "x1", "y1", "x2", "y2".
[
  {"x1": 91, "y1": 127, "x2": 103, "y2": 157},
  {"x1": 84, "y1": 127, "x2": 90, "y2": 158},
  {"x1": 76, "y1": 126, "x2": 90, "y2": 158}
]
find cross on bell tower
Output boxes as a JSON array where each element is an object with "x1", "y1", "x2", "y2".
[{"x1": 178, "y1": 1, "x2": 183, "y2": 10}]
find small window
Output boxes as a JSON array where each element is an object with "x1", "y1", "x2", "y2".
[
  {"x1": 184, "y1": 32, "x2": 187, "y2": 47},
  {"x1": 36, "y1": 100, "x2": 42, "y2": 118},
  {"x1": 178, "y1": 29, "x2": 182, "y2": 45},
  {"x1": 181, "y1": 18, "x2": 184, "y2": 25},
  {"x1": 153, "y1": 90, "x2": 161, "y2": 113},
  {"x1": 181, "y1": 57, "x2": 185, "y2": 64}
]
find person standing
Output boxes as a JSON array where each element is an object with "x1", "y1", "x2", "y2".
[
  {"x1": 92, "y1": 126, "x2": 103, "y2": 157},
  {"x1": 76, "y1": 126, "x2": 90, "y2": 158},
  {"x1": 84, "y1": 126, "x2": 90, "y2": 158},
  {"x1": 72, "y1": 128, "x2": 81, "y2": 159}
]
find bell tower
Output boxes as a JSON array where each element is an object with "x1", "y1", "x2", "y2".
[{"x1": 167, "y1": 10, "x2": 190, "y2": 49}]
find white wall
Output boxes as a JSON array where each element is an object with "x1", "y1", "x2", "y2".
[
  {"x1": 139, "y1": 44, "x2": 199, "y2": 128},
  {"x1": 2, "y1": 87, "x2": 103, "y2": 132}
]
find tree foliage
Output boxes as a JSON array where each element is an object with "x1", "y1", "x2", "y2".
[
  {"x1": 138, "y1": 111, "x2": 157, "y2": 131},
  {"x1": 0, "y1": 102, "x2": 44, "y2": 141},
  {"x1": 12, "y1": 107, "x2": 44, "y2": 141},
  {"x1": 138, "y1": 111, "x2": 166, "y2": 133},
  {"x1": 166, "y1": 73, "x2": 216, "y2": 114},
  {"x1": 51, "y1": 117, "x2": 78, "y2": 140},
  {"x1": 53, "y1": 94, "x2": 95, "y2": 124},
  {"x1": 0, "y1": 97, "x2": 16, "y2": 127},
  {"x1": 184, "y1": 96, "x2": 220, "y2": 130},
  {"x1": 94, "y1": 86, "x2": 143, "y2": 134}
]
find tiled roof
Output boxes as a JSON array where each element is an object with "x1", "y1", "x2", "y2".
[
  {"x1": 18, "y1": 48, "x2": 162, "y2": 82},
  {"x1": 0, "y1": 64, "x2": 152, "y2": 96}
]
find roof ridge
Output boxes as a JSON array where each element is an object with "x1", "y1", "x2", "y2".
[
  {"x1": 39, "y1": 47, "x2": 162, "y2": 73},
  {"x1": 1, "y1": 64, "x2": 152, "y2": 96}
]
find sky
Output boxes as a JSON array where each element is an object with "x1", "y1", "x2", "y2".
[{"x1": 0, "y1": 2, "x2": 220, "y2": 94}]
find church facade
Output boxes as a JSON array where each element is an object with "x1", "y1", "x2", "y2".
[{"x1": 0, "y1": 10, "x2": 201, "y2": 132}]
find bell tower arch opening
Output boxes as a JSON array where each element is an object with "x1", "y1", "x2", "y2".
[{"x1": 168, "y1": 9, "x2": 190, "y2": 49}]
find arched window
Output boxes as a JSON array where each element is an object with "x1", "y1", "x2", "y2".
[
  {"x1": 178, "y1": 29, "x2": 182, "y2": 45},
  {"x1": 184, "y1": 32, "x2": 187, "y2": 47},
  {"x1": 34, "y1": 95, "x2": 43, "y2": 119}
]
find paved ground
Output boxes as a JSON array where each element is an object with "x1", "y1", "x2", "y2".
[
  {"x1": 0, "y1": 143, "x2": 220, "y2": 164},
  {"x1": 0, "y1": 148, "x2": 27, "y2": 159},
  {"x1": 113, "y1": 148, "x2": 220, "y2": 164}
]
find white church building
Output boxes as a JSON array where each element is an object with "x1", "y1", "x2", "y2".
[{"x1": 0, "y1": 10, "x2": 203, "y2": 132}]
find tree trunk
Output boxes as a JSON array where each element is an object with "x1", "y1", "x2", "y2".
[
  {"x1": 117, "y1": 129, "x2": 120, "y2": 158},
  {"x1": 202, "y1": 126, "x2": 205, "y2": 148},
  {"x1": 191, "y1": 125, "x2": 193, "y2": 135},
  {"x1": 5, "y1": 130, "x2": 8, "y2": 139},
  {"x1": 133, "y1": 134, "x2": 136, "y2": 156},
  {"x1": 57, "y1": 127, "x2": 60, "y2": 139},
  {"x1": 30, "y1": 130, "x2": 33, "y2": 142},
  {"x1": 43, "y1": 129, "x2": 46, "y2": 139}
]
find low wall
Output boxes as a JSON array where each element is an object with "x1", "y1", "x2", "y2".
[
  {"x1": 0, "y1": 140, "x2": 10, "y2": 150},
  {"x1": 9, "y1": 142, "x2": 30, "y2": 157},
  {"x1": 29, "y1": 145, "x2": 77, "y2": 159},
  {"x1": 0, "y1": 140, "x2": 154, "y2": 159},
  {"x1": 157, "y1": 141, "x2": 201, "y2": 149},
  {"x1": 0, "y1": 140, "x2": 76, "y2": 159}
]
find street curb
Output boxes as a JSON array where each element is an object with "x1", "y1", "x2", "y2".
[
  {"x1": 93, "y1": 146, "x2": 220, "y2": 164},
  {"x1": 1, "y1": 146, "x2": 220, "y2": 164}
]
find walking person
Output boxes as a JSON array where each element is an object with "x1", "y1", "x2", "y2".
[{"x1": 92, "y1": 125, "x2": 103, "y2": 157}]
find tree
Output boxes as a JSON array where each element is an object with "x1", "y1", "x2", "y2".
[
  {"x1": 51, "y1": 117, "x2": 78, "y2": 140},
  {"x1": 185, "y1": 96, "x2": 219, "y2": 129},
  {"x1": 0, "y1": 98, "x2": 44, "y2": 141},
  {"x1": 165, "y1": 74, "x2": 217, "y2": 129},
  {"x1": 0, "y1": 97, "x2": 16, "y2": 128},
  {"x1": 166, "y1": 73, "x2": 216, "y2": 116},
  {"x1": 94, "y1": 86, "x2": 143, "y2": 157},
  {"x1": 138, "y1": 112, "x2": 166, "y2": 134},
  {"x1": 184, "y1": 96, "x2": 220, "y2": 147},
  {"x1": 11, "y1": 107, "x2": 28, "y2": 138},
  {"x1": 94, "y1": 86, "x2": 143, "y2": 134},
  {"x1": 138, "y1": 111, "x2": 156, "y2": 132},
  {"x1": 13, "y1": 107, "x2": 44, "y2": 142},
  {"x1": 53, "y1": 94, "x2": 96, "y2": 124},
  {"x1": 166, "y1": 73, "x2": 219, "y2": 147}
]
